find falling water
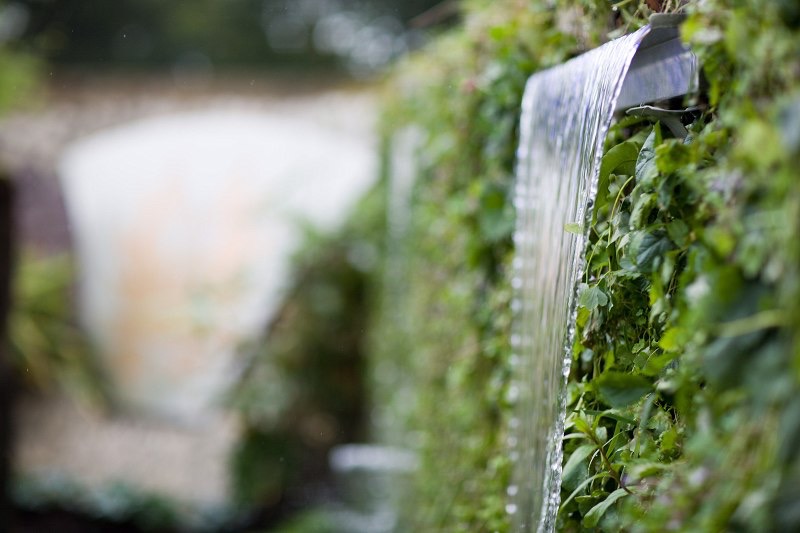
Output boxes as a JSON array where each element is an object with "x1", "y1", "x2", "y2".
[{"x1": 507, "y1": 26, "x2": 651, "y2": 532}]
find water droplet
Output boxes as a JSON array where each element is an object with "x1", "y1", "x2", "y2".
[
  {"x1": 507, "y1": 484, "x2": 519, "y2": 496},
  {"x1": 505, "y1": 503, "x2": 518, "y2": 515},
  {"x1": 506, "y1": 385, "x2": 520, "y2": 403}
]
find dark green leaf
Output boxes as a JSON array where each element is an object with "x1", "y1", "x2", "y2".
[
  {"x1": 578, "y1": 283, "x2": 609, "y2": 310},
  {"x1": 600, "y1": 140, "x2": 640, "y2": 182},
  {"x1": 629, "y1": 192, "x2": 657, "y2": 229},
  {"x1": 666, "y1": 220, "x2": 690, "y2": 247},
  {"x1": 583, "y1": 488, "x2": 629, "y2": 528},
  {"x1": 630, "y1": 231, "x2": 673, "y2": 272},
  {"x1": 596, "y1": 372, "x2": 652, "y2": 408}
]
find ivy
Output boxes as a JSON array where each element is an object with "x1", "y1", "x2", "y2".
[
  {"x1": 375, "y1": 1, "x2": 800, "y2": 531},
  {"x1": 559, "y1": 116, "x2": 706, "y2": 530}
]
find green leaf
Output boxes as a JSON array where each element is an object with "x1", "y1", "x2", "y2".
[
  {"x1": 625, "y1": 461, "x2": 669, "y2": 482},
  {"x1": 583, "y1": 488, "x2": 629, "y2": 528},
  {"x1": 600, "y1": 140, "x2": 640, "y2": 182},
  {"x1": 666, "y1": 219, "x2": 690, "y2": 248},
  {"x1": 573, "y1": 416, "x2": 593, "y2": 435},
  {"x1": 635, "y1": 124, "x2": 662, "y2": 187},
  {"x1": 559, "y1": 472, "x2": 610, "y2": 514},
  {"x1": 596, "y1": 372, "x2": 652, "y2": 408},
  {"x1": 629, "y1": 192, "x2": 656, "y2": 229},
  {"x1": 578, "y1": 283, "x2": 609, "y2": 310},
  {"x1": 660, "y1": 426, "x2": 681, "y2": 455},
  {"x1": 658, "y1": 327, "x2": 683, "y2": 352},
  {"x1": 630, "y1": 231, "x2": 673, "y2": 273},
  {"x1": 565, "y1": 222, "x2": 583, "y2": 234},
  {"x1": 562, "y1": 444, "x2": 596, "y2": 491},
  {"x1": 641, "y1": 352, "x2": 678, "y2": 377}
]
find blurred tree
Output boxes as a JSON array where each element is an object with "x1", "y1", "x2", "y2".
[{"x1": 16, "y1": 0, "x2": 446, "y2": 72}]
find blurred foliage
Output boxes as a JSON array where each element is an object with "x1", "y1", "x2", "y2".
[
  {"x1": 0, "y1": 48, "x2": 38, "y2": 110},
  {"x1": 375, "y1": 1, "x2": 653, "y2": 529},
  {"x1": 0, "y1": 1, "x2": 99, "y2": 407},
  {"x1": 230, "y1": 187, "x2": 385, "y2": 509},
  {"x1": 14, "y1": 0, "x2": 443, "y2": 72},
  {"x1": 376, "y1": 0, "x2": 800, "y2": 531},
  {"x1": 13, "y1": 475, "x2": 183, "y2": 532},
  {"x1": 0, "y1": 1, "x2": 41, "y2": 111},
  {"x1": 266, "y1": 508, "x2": 337, "y2": 533},
  {"x1": 8, "y1": 253, "x2": 107, "y2": 408}
]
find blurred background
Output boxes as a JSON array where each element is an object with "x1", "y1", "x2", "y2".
[{"x1": 0, "y1": 0, "x2": 448, "y2": 531}]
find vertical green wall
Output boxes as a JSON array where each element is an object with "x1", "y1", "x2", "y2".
[{"x1": 373, "y1": 1, "x2": 800, "y2": 531}]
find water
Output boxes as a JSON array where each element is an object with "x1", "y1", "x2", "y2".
[
  {"x1": 508, "y1": 26, "x2": 651, "y2": 532},
  {"x1": 329, "y1": 445, "x2": 418, "y2": 533}
]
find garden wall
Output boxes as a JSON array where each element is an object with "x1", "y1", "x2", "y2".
[{"x1": 373, "y1": 1, "x2": 800, "y2": 531}]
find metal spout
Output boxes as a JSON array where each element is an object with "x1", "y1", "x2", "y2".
[{"x1": 615, "y1": 14, "x2": 698, "y2": 111}]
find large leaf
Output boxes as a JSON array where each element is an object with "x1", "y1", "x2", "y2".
[
  {"x1": 600, "y1": 140, "x2": 640, "y2": 181},
  {"x1": 583, "y1": 488, "x2": 629, "y2": 528},
  {"x1": 630, "y1": 231, "x2": 673, "y2": 273},
  {"x1": 578, "y1": 283, "x2": 609, "y2": 310},
  {"x1": 596, "y1": 372, "x2": 652, "y2": 408},
  {"x1": 597, "y1": 140, "x2": 641, "y2": 212}
]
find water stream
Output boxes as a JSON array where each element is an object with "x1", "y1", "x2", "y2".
[{"x1": 507, "y1": 26, "x2": 651, "y2": 532}]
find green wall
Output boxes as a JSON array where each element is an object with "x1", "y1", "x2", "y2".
[{"x1": 373, "y1": 1, "x2": 800, "y2": 531}]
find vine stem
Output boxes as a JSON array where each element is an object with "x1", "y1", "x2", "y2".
[{"x1": 587, "y1": 429, "x2": 633, "y2": 494}]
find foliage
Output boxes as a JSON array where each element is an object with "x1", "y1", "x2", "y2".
[
  {"x1": 376, "y1": 0, "x2": 800, "y2": 531},
  {"x1": 13, "y1": 475, "x2": 184, "y2": 531},
  {"x1": 267, "y1": 509, "x2": 337, "y2": 533},
  {"x1": 15, "y1": 0, "x2": 442, "y2": 70},
  {"x1": 8, "y1": 253, "x2": 107, "y2": 408},
  {"x1": 0, "y1": 49, "x2": 38, "y2": 110},
  {"x1": 230, "y1": 188, "x2": 384, "y2": 508},
  {"x1": 0, "y1": 1, "x2": 80, "y2": 402},
  {"x1": 0, "y1": 1, "x2": 41, "y2": 110},
  {"x1": 374, "y1": 1, "x2": 657, "y2": 530}
]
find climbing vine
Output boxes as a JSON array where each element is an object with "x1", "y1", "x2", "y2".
[
  {"x1": 375, "y1": 0, "x2": 800, "y2": 531},
  {"x1": 558, "y1": 1, "x2": 800, "y2": 529}
]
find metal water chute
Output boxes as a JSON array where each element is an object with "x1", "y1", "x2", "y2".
[
  {"x1": 616, "y1": 15, "x2": 698, "y2": 111},
  {"x1": 508, "y1": 14, "x2": 697, "y2": 532}
]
